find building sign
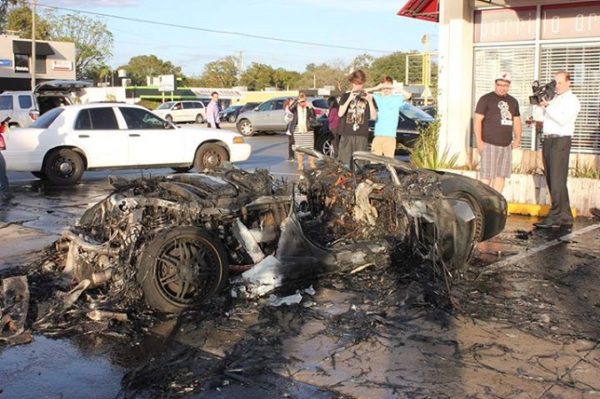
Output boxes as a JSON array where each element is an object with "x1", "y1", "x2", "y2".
[
  {"x1": 474, "y1": 7, "x2": 536, "y2": 43},
  {"x1": 51, "y1": 60, "x2": 73, "y2": 71},
  {"x1": 542, "y1": 3, "x2": 600, "y2": 40},
  {"x1": 0, "y1": 59, "x2": 12, "y2": 67},
  {"x1": 158, "y1": 74, "x2": 176, "y2": 92}
]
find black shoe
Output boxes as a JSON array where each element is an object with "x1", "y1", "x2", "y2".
[
  {"x1": 591, "y1": 207, "x2": 600, "y2": 219},
  {"x1": 534, "y1": 218, "x2": 561, "y2": 228}
]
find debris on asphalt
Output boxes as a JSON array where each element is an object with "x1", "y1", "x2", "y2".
[{"x1": 0, "y1": 276, "x2": 32, "y2": 345}]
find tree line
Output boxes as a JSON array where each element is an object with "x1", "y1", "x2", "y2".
[{"x1": 1, "y1": 0, "x2": 436, "y2": 91}]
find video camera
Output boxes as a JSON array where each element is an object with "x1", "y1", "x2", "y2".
[{"x1": 529, "y1": 79, "x2": 557, "y2": 105}]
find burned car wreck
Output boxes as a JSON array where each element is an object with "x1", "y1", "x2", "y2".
[{"x1": 57, "y1": 149, "x2": 507, "y2": 314}]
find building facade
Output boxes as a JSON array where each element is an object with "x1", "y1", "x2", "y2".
[
  {"x1": 401, "y1": 0, "x2": 600, "y2": 164},
  {"x1": 0, "y1": 35, "x2": 76, "y2": 91}
]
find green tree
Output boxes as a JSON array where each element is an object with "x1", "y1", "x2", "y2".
[
  {"x1": 0, "y1": 0, "x2": 18, "y2": 34},
  {"x1": 369, "y1": 52, "x2": 409, "y2": 85},
  {"x1": 349, "y1": 53, "x2": 375, "y2": 76},
  {"x1": 272, "y1": 68, "x2": 301, "y2": 90},
  {"x1": 5, "y1": 5, "x2": 51, "y2": 39},
  {"x1": 84, "y1": 63, "x2": 113, "y2": 85},
  {"x1": 121, "y1": 55, "x2": 181, "y2": 86},
  {"x1": 199, "y1": 56, "x2": 239, "y2": 87},
  {"x1": 297, "y1": 63, "x2": 347, "y2": 91},
  {"x1": 239, "y1": 63, "x2": 275, "y2": 91},
  {"x1": 49, "y1": 13, "x2": 114, "y2": 79}
]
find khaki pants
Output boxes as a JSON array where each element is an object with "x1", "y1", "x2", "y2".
[{"x1": 371, "y1": 136, "x2": 396, "y2": 158}]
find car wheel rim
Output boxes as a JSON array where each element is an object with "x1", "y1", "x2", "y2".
[
  {"x1": 154, "y1": 236, "x2": 222, "y2": 306},
  {"x1": 53, "y1": 156, "x2": 75, "y2": 178},
  {"x1": 241, "y1": 122, "x2": 252, "y2": 135},
  {"x1": 203, "y1": 151, "x2": 222, "y2": 168},
  {"x1": 323, "y1": 139, "x2": 334, "y2": 157}
]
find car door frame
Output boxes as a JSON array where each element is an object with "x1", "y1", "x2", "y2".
[{"x1": 115, "y1": 106, "x2": 186, "y2": 166}]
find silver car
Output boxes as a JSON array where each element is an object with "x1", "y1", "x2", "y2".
[{"x1": 235, "y1": 96, "x2": 326, "y2": 137}]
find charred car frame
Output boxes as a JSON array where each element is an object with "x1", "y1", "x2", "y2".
[{"x1": 60, "y1": 149, "x2": 507, "y2": 313}]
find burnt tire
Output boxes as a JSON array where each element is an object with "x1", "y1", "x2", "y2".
[
  {"x1": 449, "y1": 192, "x2": 484, "y2": 242},
  {"x1": 137, "y1": 227, "x2": 229, "y2": 314},
  {"x1": 315, "y1": 132, "x2": 335, "y2": 157},
  {"x1": 42, "y1": 148, "x2": 84, "y2": 186},
  {"x1": 172, "y1": 166, "x2": 192, "y2": 173},
  {"x1": 194, "y1": 143, "x2": 228, "y2": 170},
  {"x1": 236, "y1": 119, "x2": 254, "y2": 136},
  {"x1": 31, "y1": 171, "x2": 47, "y2": 179}
]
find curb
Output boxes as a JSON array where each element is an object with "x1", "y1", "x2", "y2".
[{"x1": 507, "y1": 203, "x2": 578, "y2": 217}]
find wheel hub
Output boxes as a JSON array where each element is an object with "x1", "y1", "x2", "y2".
[{"x1": 59, "y1": 160, "x2": 73, "y2": 174}]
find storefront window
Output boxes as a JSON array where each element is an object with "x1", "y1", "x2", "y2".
[
  {"x1": 14, "y1": 54, "x2": 29, "y2": 73},
  {"x1": 540, "y1": 45, "x2": 600, "y2": 154},
  {"x1": 472, "y1": 3, "x2": 600, "y2": 155},
  {"x1": 473, "y1": 47, "x2": 535, "y2": 149}
]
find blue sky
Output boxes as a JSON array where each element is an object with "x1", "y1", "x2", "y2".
[{"x1": 37, "y1": 0, "x2": 437, "y2": 77}]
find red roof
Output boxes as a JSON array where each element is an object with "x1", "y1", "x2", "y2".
[{"x1": 397, "y1": 0, "x2": 439, "y2": 22}]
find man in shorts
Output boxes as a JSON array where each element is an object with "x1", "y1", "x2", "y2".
[{"x1": 474, "y1": 71, "x2": 522, "y2": 193}]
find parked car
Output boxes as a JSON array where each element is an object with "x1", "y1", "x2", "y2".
[
  {"x1": 236, "y1": 96, "x2": 326, "y2": 137},
  {"x1": 3, "y1": 103, "x2": 251, "y2": 186},
  {"x1": 152, "y1": 100, "x2": 207, "y2": 124},
  {"x1": 420, "y1": 104, "x2": 437, "y2": 118},
  {"x1": 0, "y1": 80, "x2": 89, "y2": 128},
  {"x1": 219, "y1": 105, "x2": 243, "y2": 123},
  {"x1": 314, "y1": 102, "x2": 435, "y2": 157}
]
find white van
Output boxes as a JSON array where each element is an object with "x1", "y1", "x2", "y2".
[
  {"x1": 0, "y1": 80, "x2": 89, "y2": 128},
  {"x1": 153, "y1": 100, "x2": 207, "y2": 124}
]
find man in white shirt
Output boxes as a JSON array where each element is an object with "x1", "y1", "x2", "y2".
[{"x1": 534, "y1": 71, "x2": 580, "y2": 229}]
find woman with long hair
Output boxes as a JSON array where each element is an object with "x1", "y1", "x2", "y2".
[{"x1": 288, "y1": 93, "x2": 316, "y2": 171}]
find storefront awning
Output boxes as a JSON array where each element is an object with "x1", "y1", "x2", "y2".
[
  {"x1": 12, "y1": 40, "x2": 55, "y2": 56},
  {"x1": 397, "y1": 0, "x2": 439, "y2": 22}
]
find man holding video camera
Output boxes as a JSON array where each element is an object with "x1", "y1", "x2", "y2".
[
  {"x1": 474, "y1": 71, "x2": 522, "y2": 193},
  {"x1": 534, "y1": 71, "x2": 580, "y2": 229}
]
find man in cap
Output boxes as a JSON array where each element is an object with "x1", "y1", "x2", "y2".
[{"x1": 474, "y1": 71, "x2": 522, "y2": 193}]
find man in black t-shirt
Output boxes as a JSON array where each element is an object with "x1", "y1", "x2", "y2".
[
  {"x1": 474, "y1": 71, "x2": 522, "y2": 193},
  {"x1": 337, "y1": 70, "x2": 377, "y2": 166}
]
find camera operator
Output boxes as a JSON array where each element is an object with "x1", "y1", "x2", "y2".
[
  {"x1": 337, "y1": 70, "x2": 377, "y2": 166},
  {"x1": 534, "y1": 70, "x2": 580, "y2": 229},
  {"x1": 474, "y1": 71, "x2": 522, "y2": 193}
]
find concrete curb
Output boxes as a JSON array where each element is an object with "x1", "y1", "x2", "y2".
[{"x1": 507, "y1": 203, "x2": 578, "y2": 217}]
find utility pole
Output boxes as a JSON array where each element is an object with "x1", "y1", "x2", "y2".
[
  {"x1": 31, "y1": 0, "x2": 36, "y2": 89},
  {"x1": 421, "y1": 34, "x2": 431, "y2": 106}
]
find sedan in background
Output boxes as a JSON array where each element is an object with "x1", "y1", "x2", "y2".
[
  {"x1": 3, "y1": 103, "x2": 251, "y2": 186},
  {"x1": 219, "y1": 105, "x2": 243, "y2": 123},
  {"x1": 314, "y1": 102, "x2": 435, "y2": 157},
  {"x1": 236, "y1": 96, "x2": 327, "y2": 137}
]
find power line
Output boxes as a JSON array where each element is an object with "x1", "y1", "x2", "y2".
[{"x1": 34, "y1": 2, "x2": 395, "y2": 54}]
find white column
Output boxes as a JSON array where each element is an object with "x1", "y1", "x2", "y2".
[{"x1": 437, "y1": 0, "x2": 473, "y2": 165}]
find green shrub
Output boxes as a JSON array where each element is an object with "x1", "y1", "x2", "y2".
[{"x1": 403, "y1": 119, "x2": 458, "y2": 170}]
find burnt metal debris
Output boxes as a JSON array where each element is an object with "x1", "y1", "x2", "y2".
[
  {"x1": 1, "y1": 149, "x2": 506, "y2": 324},
  {"x1": 4, "y1": 150, "x2": 600, "y2": 398}
]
